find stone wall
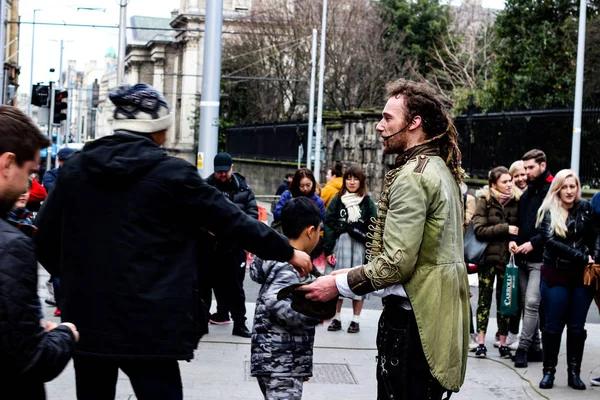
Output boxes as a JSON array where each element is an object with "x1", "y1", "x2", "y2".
[
  {"x1": 232, "y1": 159, "x2": 299, "y2": 196},
  {"x1": 321, "y1": 112, "x2": 394, "y2": 201}
]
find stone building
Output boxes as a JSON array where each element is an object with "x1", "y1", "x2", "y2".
[{"x1": 94, "y1": 0, "x2": 256, "y2": 163}]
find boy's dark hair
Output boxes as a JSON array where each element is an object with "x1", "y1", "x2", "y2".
[
  {"x1": 522, "y1": 149, "x2": 546, "y2": 165},
  {"x1": 281, "y1": 197, "x2": 321, "y2": 239},
  {"x1": 285, "y1": 172, "x2": 294, "y2": 179},
  {"x1": 331, "y1": 163, "x2": 343, "y2": 178},
  {"x1": 0, "y1": 106, "x2": 50, "y2": 165}
]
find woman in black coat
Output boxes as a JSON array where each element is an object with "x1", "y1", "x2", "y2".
[{"x1": 536, "y1": 169, "x2": 599, "y2": 390}]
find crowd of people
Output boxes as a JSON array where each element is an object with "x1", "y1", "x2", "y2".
[
  {"x1": 465, "y1": 149, "x2": 600, "y2": 391},
  {"x1": 0, "y1": 78, "x2": 598, "y2": 400}
]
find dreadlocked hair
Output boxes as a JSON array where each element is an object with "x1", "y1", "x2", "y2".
[{"x1": 385, "y1": 79, "x2": 466, "y2": 185}]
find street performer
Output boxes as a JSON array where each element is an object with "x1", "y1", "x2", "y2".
[{"x1": 299, "y1": 79, "x2": 470, "y2": 399}]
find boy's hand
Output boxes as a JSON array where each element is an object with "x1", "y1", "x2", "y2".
[{"x1": 289, "y1": 249, "x2": 312, "y2": 277}]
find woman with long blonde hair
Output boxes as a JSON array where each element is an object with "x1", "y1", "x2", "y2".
[{"x1": 535, "y1": 169, "x2": 598, "y2": 390}]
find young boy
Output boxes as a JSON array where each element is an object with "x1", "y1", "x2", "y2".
[{"x1": 250, "y1": 197, "x2": 322, "y2": 399}]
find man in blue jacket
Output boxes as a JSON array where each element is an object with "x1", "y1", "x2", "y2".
[{"x1": 42, "y1": 147, "x2": 76, "y2": 193}]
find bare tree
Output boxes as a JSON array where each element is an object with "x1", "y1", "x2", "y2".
[
  {"x1": 221, "y1": 0, "x2": 398, "y2": 124},
  {"x1": 427, "y1": 1, "x2": 496, "y2": 113}
]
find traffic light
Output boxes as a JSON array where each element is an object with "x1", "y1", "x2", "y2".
[
  {"x1": 31, "y1": 84, "x2": 50, "y2": 107},
  {"x1": 53, "y1": 89, "x2": 68, "y2": 124}
]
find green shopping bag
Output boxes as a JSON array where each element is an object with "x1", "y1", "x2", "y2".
[{"x1": 500, "y1": 254, "x2": 519, "y2": 316}]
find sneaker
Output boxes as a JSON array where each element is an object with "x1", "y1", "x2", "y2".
[
  {"x1": 475, "y1": 344, "x2": 487, "y2": 358},
  {"x1": 514, "y1": 348, "x2": 528, "y2": 368},
  {"x1": 468, "y1": 334, "x2": 478, "y2": 352},
  {"x1": 506, "y1": 332, "x2": 519, "y2": 346},
  {"x1": 590, "y1": 377, "x2": 600, "y2": 386},
  {"x1": 44, "y1": 297, "x2": 57, "y2": 306},
  {"x1": 499, "y1": 345, "x2": 512, "y2": 359},
  {"x1": 232, "y1": 324, "x2": 251, "y2": 338},
  {"x1": 209, "y1": 313, "x2": 232, "y2": 325},
  {"x1": 54, "y1": 308, "x2": 61, "y2": 317},
  {"x1": 347, "y1": 321, "x2": 360, "y2": 333},
  {"x1": 327, "y1": 319, "x2": 342, "y2": 331}
]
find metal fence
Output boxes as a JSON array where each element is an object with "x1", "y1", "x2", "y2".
[
  {"x1": 454, "y1": 108, "x2": 600, "y2": 187},
  {"x1": 226, "y1": 122, "x2": 308, "y2": 162}
]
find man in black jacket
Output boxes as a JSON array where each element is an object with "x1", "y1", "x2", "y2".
[
  {"x1": 509, "y1": 149, "x2": 553, "y2": 368},
  {"x1": 202, "y1": 152, "x2": 257, "y2": 337},
  {"x1": 0, "y1": 106, "x2": 79, "y2": 399},
  {"x1": 35, "y1": 83, "x2": 311, "y2": 400}
]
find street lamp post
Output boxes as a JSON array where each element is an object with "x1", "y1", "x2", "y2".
[{"x1": 27, "y1": 8, "x2": 42, "y2": 117}]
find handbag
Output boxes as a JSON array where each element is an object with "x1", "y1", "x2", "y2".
[
  {"x1": 463, "y1": 221, "x2": 488, "y2": 265},
  {"x1": 583, "y1": 263, "x2": 600, "y2": 291},
  {"x1": 499, "y1": 254, "x2": 519, "y2": 316}
]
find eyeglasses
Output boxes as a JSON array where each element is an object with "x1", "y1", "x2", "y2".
[{"x1": 299, "y1": 183, "x2": 313, "y2": 189}]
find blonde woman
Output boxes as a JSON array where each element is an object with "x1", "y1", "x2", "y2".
[
  {"x1": 536, "y1": 169, "x2": 599, "y2": 390},
  {"x1": 509, "y1": 160, "x2": 528, "y2": 193}
]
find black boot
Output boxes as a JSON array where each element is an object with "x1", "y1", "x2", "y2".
[
  {"x1": 566, "y1": 330, "x2": 587, "y2": 390},
  {"x1": 539, "y1": 332, "x2": 561, "y2": 389},
  {"x1": 514, "y1": 348, "x2": 528, "y2": 368}
]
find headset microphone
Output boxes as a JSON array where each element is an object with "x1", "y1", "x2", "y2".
[{"x1": 381, "y1": 119, "x2": 414, "y2": 141}]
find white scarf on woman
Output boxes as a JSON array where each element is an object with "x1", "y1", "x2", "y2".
[{"x1": 341, "y1": 192, "x2": 364, "y2": 223}]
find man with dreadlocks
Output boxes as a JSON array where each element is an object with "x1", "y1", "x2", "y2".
[{"x1": 299, "y1": 79, "x2": 470, "y2": 399}]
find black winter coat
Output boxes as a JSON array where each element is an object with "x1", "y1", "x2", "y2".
[
  {"x1": 515, "y1": 170, "x2": 553, "y2": 262},
  {"x1": 35, "y1": 132, "x2": 294, "y2": 360},
  {"x1": 0, "y1": 218, "x2": 76, "y2": 399},
  {"x1": 540, "y1": 199, "x2": 600, "y2": 270}
]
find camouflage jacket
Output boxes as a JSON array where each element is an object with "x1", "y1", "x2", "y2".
[{"x1": 250, "y1": 258, "x2": 319, "y2": 377}]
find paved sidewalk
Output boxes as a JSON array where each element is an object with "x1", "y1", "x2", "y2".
[{"x1": 42, "y1": 299, "x2": 600, "y2": 400}]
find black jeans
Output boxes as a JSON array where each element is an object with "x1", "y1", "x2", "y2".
[
  {"x1": 73, "y1": 356, "x2": 182, "y2": 400},
  {"x1": 377, "y1": 299, "x2": 450, "y2": 400}
]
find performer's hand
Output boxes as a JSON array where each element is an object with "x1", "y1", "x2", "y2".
[
  {"x1": 289, "y1": 249, "x2": 312, "y2": 277},
  {"x1": 330, "y1": 268, "x2": 351, "y2": 276},
  {"x1": 296, "y1": 275, "x2": 339, "y2": 302}
]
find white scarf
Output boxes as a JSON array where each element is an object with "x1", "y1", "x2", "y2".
[{"x1": 341, "y1": 192, "x2": 364, "y2": 223}]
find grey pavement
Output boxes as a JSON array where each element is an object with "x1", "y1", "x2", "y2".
[{"x1": 39, "y1": 266, "x2": 600, "y2": 400}]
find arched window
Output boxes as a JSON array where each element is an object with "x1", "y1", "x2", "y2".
[{"x1": 332, "y1": 140, "x2": 342, "y2": 163}]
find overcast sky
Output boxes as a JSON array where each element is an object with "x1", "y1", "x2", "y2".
[{"x1": 17, "y1": 0, "x2": 505, "y2": 96}]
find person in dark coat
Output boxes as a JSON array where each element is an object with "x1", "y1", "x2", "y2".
[
  {"x1": 275, "y1": 172, "x2": 294, "y2": 196},
  {"x1": 509, "y1": 149, "x2": 554, "y2": 368},
  {"x1": 0, "y1": 106, "x2": 78, "y2": 400},
  {"x1": 34, "y1": 83, "x2": 312, "y2": 400},
  {"x1": 202, "y1": 152, "x2": 258, "y2": 337},
  {"x1": 41, "y1": 147, "x2": 76, "y2": 193},
  {"x1": 472, "y1": 166, "x2": 520, "y2": 359}
]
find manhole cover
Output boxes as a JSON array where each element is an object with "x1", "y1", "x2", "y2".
[{"x1": 245, "y1": 362, "x2": 358, "y2": 384}]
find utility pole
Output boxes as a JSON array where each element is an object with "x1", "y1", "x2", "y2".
[
  {"x1": 66, "y1": 65, "x2": 72, "y2": 144},
  {"x1": 570, "y1": 0, "x2": 587, "y2": 175},
  {"x1": 197, "y1": 0, "x2": 223, "y2": 178},
  {"x1": 58, "y1": 40, "x2": 64, "y2": 89},
  {"x1": 306, "y1": 29, "x2": 317, "y2": 171},
  {"x1": 0, "y1": 0, "x2": 6, "y2": 104},
  {"x1": 76, "y1": 82, "x2": 82, "y2": 143},
  {"x1": 117, "y1": 0, "x2": 127, "y2": 83},
  {"x1": 47, "y1": 81, "x2": 54, "y2": 172},
  {"x1": 313, "y1": 0, "x2": 327, "y2": 183}
]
